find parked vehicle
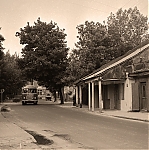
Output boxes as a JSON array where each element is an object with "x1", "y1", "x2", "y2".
[
  {"x1": 22, "y1": 85, "x2": 38, "y2": 105},
  {"x1": 46, "y1": 93, "x2": 51, "y2": 101}
]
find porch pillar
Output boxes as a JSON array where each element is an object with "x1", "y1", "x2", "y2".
[
  {"x1": 98, "y1": 80, "x2": 102, "y2": 112},
  {"x1": 92, "y1": 81, "x2": 95, "y2": 111},
  {"x1": 76, "y1": 86, "x2": 79, "y2": 107},
  {"x1": 88, "y1": 82, "x2": 91, "y2": 110},
  {"x1": 79, "y1": 85, "x2": 82, "y2": 108}
]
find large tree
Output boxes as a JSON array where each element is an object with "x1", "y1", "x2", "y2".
[
  {"x1": 1, "y1": 51, "x2": 25, "y2": 99},
  {"x1": 16, "y1": 18, "x2": 69, "y2": 104},
  {"x1": 68, "y1": 7, "x2": 148, "y2": 82},
  {"x1": 107, "y1": 7, "x2": 148, "y2": 57}
]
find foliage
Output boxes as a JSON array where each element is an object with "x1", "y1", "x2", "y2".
[
  {"x1": 16, "y1": 18, "x2": 69, "y2": 103},
  {"x1": 67, "y1": 7, "x2": 148, "y2": 83},
  {"x1": 0, "y1": 28, "x2": 4, "y2": 66},
  {"x1": 107, "y1": 7, "x2": 148, "y2": 57},
  {"x1": 0, "y1": 51, "x2": 25, "y2": 99},
  {"x1": 0, "y1": 29, "x2": 5, "y2": 91}
]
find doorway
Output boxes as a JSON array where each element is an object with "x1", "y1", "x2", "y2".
[
  {"x1": 102, "y1": 85, "x2": 110, "y2": 109},
  {"x1": 140, "y1": 82, "x2": 147, "y2": 111}
]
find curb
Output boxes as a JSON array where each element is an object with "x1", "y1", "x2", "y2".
[
  {"x1": 57, "y1": 103, "x2": 149, "y2": 123},
  {"x1": 111, "y1": 115, "x2": 149, "y2": 122}
]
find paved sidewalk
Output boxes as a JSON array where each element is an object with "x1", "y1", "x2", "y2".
[
  {"x1": 58, "y1": 101, "x2": 149, "y2": 122},
  {"x1": 0, "y1": 109, "x2": 40, "y2": 149}
]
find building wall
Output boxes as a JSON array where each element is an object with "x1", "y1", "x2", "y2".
[
  {"x1": 121, "y1": 78, "x2": 135, "y2": 111},
  {"x1": 132, "y1": 77, "x2": 149, "y2": 111},
  {"x1": 107, "y1": 84, "x2": 121, "y2": 110},
  {"x1": 147, "y1": 78, "x2": 149, "y2": 111},
  {"x1": 133, "y1": 48, "x2": 149, "y2": 71},
  {"x1": 78, "y1": 45, "x2": 149, "y2": 112}
]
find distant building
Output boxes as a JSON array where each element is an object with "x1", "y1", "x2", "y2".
[{"x1": 37, "y1": 86, "x2": 46, "y2": 99}]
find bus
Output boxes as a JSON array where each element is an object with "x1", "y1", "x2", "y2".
[{"x1": 22, "y1": 85, "x2": 38, "y2": 105}]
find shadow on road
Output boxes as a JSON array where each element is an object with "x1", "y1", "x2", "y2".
[{"x1": 25, "y1": 130, "x2": 54, "y2": 145}]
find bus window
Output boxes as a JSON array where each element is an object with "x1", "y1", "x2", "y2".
[
  {"x1": 28, "y1": 89, "x2": 37, "y2": 93},
  {"x1": 23, "y1": 89, "x2": 28, "y2": 93}
]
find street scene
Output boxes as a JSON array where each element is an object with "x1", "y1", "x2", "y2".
[
  {"x1": 0, "y1": 99, "x2": 149, "y2": 149},
  {"x1": 0, "y1": 0, "x2": 149, "y2": 149}
]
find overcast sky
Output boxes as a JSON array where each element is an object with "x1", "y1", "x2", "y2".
[{"x1": 0, "y1": 0, "x2": 148, "y2": 55}]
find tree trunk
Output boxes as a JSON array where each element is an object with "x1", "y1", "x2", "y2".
[
  {"x1": 53, "y1": 90, "x2": 56, "y2": 102},
  {"x1": 59, "y1": 87, "x2": 64, "y2": 104}
]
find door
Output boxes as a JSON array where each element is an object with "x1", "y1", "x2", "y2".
[
  {"x1": 102, "y1": 85, "x2": 110, "y2": 109},
  {"x1": 132, "y1": 82, "x2": 139, "y2": 111},
  {"x1": 114, "y1": 84, "x2": 120, "y2": 110},
  {"x1": 140, "y1": 82, "x2": 147, "y2": 111}
]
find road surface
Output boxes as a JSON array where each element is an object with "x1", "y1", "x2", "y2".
[{"x1": 1, "y1": 101, "x2": 149, "y2": 149}]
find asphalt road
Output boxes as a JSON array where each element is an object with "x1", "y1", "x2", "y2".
[{"x1": 2, "y1": 101, "x2": 149, "y2": 149}]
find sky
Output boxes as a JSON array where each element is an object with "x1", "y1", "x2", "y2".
[{"x1": 0, "y1": 0, "x2": 148, "y2": 55}]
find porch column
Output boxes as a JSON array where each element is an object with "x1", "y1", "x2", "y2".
[
  {"x1": 92, "y1": 81, "x2": 95, "y2": 111},
  {"x1": 88, "y1": 82, "x2": 91, "y2": 110},
  {"x1": 79, "y1": 85, "x2": 82, "y2": 108},
  {"x1": 98, "y1": 80, "x2": 102, "y2": 112},
  {"x1": 125, "y1": 72, "x2": 134, "y2": 111},
  {"x1": 76, "y1": 86, "x2": 79, "y2": 107}
]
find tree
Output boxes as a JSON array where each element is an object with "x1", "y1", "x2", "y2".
[
  {"x1": 68, "y1": 7, "x2": 148, "y2": 82},
  {"x1": 75, "y1": 21, "x2": 109, "y2": 76},
  {"x1": 66, "y1": 21, "x2": 111, "y2": 81},
  {"x1": 0, "y1": 28, "x2": 5, "y2": 91},
  {"x1": 107, "y1": 7, "x2": 148, "y2": 57},
  {"x1": 16, "y1": 18, "x2": 69, "y2": 104},
  {"x1": 0, "y1": 51, "x2": 25, "y2": 99},
  {"x1": 0, "y1": 28, "x2": 4, "y2": 61}
]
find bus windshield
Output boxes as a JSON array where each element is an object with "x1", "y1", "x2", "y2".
[{"x1": 22, "y1": 88, "x2": 37, "y2": 93}]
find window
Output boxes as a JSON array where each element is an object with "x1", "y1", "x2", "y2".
[
  {"x1": 141, "y1": 83, "x2": 146, "y2": 98},
  {"x1": 23, "y1": 89, "x2": 28, "y2": 93}
]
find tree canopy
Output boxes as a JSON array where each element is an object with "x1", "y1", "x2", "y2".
[
  {"x1": 16, "y1": 18, "x2": 69, "y2": 103},
  {"x1": 0, "y1": 50, "x2": 25, "y2": 99},
  {"x1": 0, "y1": 29, "x2": 27, "y2": 99},
  {"x1": 67, "y1": 7, "x2": 148, "y2": 83}
]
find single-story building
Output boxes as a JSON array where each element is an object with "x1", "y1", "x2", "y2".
[{"x1": 74, "y1": 41, "x2": 149, "y2": 112}]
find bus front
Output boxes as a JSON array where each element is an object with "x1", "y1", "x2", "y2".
[{"x1": 22, "y1": 85, "x2": 38, "y2": 105}]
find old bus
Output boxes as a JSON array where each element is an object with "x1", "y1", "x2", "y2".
[{"x1": 22, "y1": 85, "x2": 38, "y2": 105}]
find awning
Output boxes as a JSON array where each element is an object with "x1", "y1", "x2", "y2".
[{"x1": 101, "y1": 79, "x2": 125, "y2": 85}]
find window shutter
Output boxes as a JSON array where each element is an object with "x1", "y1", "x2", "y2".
[{"x1": 132, "y1": 83, "x2": 139, "y2": 111}]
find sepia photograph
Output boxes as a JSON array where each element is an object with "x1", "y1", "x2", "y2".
[{"x1": 0, "y1": 0, "x2": 149, "y2": 149}]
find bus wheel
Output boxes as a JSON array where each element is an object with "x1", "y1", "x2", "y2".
[{"x1": 22, "y1": 102, "x2": 25, "y2": 105}]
